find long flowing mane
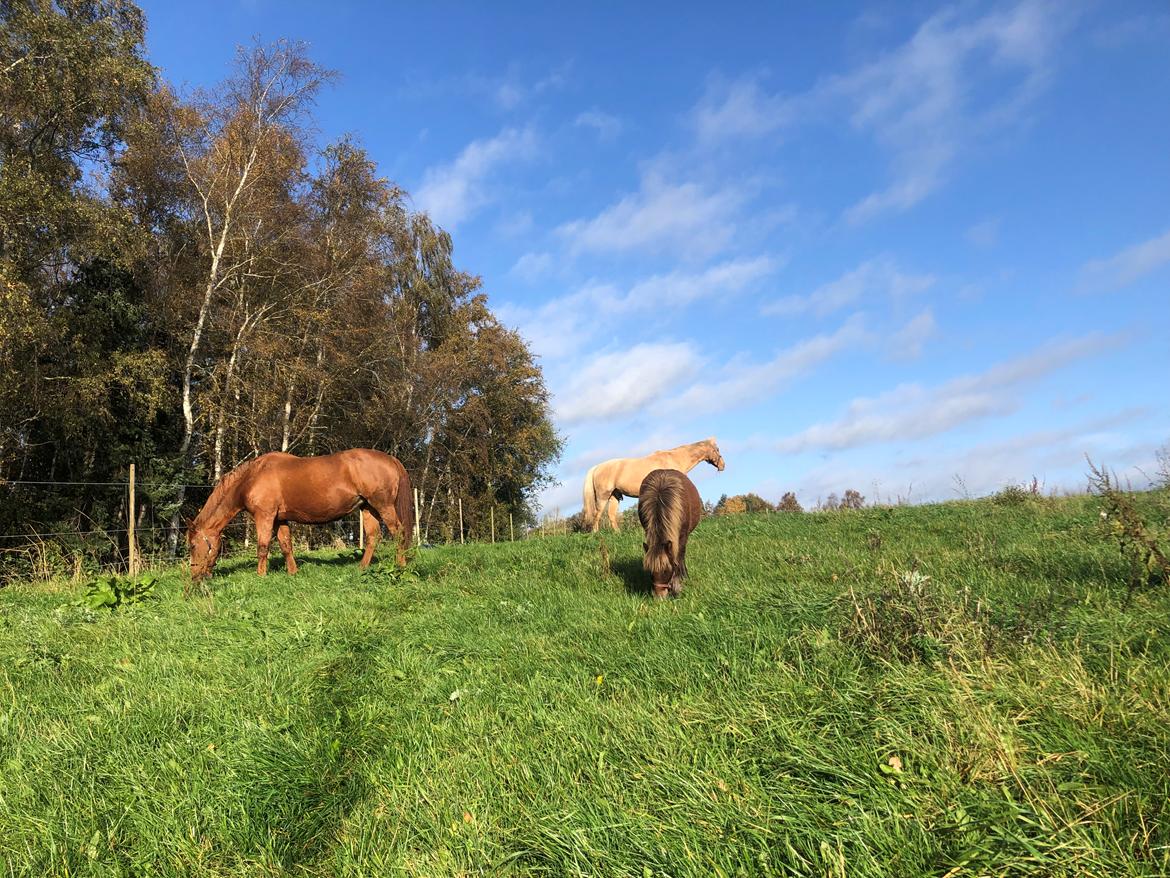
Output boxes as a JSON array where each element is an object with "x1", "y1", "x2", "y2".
[{"x1": 639, "y1": 470, "x2": 687, "y2": 582}]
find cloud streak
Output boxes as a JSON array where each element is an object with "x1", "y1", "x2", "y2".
[
  {"x1": 556, "y1": 174, "x2": 744, "y2": 259},
  {"x1": 500, "y1": 256, "x2": 779, "y2": 359},
  {"x1": 661, "y1": 317, "x2": 868, "y2": 417},
  {"x1": 1080, "y1": 227, "x2": 1170, "y2": 291},
  {"x1": 763, "y1": 257, "x2": 934, "y2": 318},
  {"x1": 774, "y1": 332, "x2": 1125, "y2": 453},
  {"x1": 555, "y1": 342, "x2": 702, "y2": 424},
  {"x1": 690, "y1": 1, "x2": 1077, "y2": 223},
  {"x1": 414, "y1": 127, "x2": 538, "y2": 229}
]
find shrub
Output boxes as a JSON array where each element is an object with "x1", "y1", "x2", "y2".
[
  {"x1": 992, "y1": 484, "x2": 1030, "y2": 506},
  {"x1": 1087, "y1": 458, "x2": 1168, "y2": 591},
  {"x1": 841, "y1": 489, "x2": 865, "y2": 510},
  {"x1": 776, "y1": 492, "x2": 803, "y2": 513},
  {"x1": 713, "y1": 493, "x2": 774, "y2": 515}
]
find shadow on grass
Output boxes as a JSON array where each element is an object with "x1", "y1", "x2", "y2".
[{"x1": 612, "y1": 557, "x2": 653, "y2": 598}]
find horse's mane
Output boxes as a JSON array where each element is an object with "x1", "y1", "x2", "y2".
[
  {"x1": 190, "y1": 456, "x2": 264, "y2": 532},
  {"x1": 654, "y1": 437, "x2": 716, "y2": 457},
  {"x1": 639, "y1": 470, "x2": 687, "y2": 581}
]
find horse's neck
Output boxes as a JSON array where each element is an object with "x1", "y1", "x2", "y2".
[
  {"x1": 197, "y1": 482, "x2": 245, "y2": 533},
  {"x1": 671, "y1": 444, "x2": 706, "y2": 472}
]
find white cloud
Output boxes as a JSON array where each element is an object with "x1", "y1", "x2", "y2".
[
  {"x1": 691, "y1": 2, "x2": 1076, "y2": 223},
  {"x1": 662, "y1": 317, "x2": 868, "y2": 417},
  {"x1": 501, "y1": 256, "x2": 778, "y2": 359},
  {"x1": 555, "y1": 342, "x2": 703, "y2": 425},
  {"x1": 774, "y1": 332, "x2": 1124, "y2": 453},
  {"x1": 887, "y1": 309, "x2": 937, "y2": 361},
  {"x1": 761, "y1": 408, "x2": 1155, "y2": 507},
  {"x1": 1080, "y1": 227, "x2": 1170, "y2": 291},
  {"x1": 764, "y1": 257, "x2": 934, "y2": 318},
  {"x1": 414, "y1": 128, "x2": 538, "y2": 229},
  {"x1": 556, "y1": 173, "x2": 744, "y2": 259},
  {"x1": 509, "y1": 251, "x2": 555, "y2": 282},
  {"x1": 691, "y1": 76, "x2": 795, "y2": 143},
  {"x1": 837, "y1": 0, "x2": 1074, "y2": 223},
  {"x1": 574, "y1": 109, "x2": 622, "y2": 141}
]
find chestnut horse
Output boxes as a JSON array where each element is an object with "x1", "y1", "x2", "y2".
[
  {"x1": 187, "y1": 448, "x2": 413, "y2": 583},
  {"x1": 582, "y1": 437, "x2": 723, "y2": 532},
  {"x1": 638, "y1": 469, "x2": 703, "y2": 598}
]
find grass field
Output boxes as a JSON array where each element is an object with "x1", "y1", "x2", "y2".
[{"x1": 1, "y1": 494, "x2": 1168, "y2": 877}]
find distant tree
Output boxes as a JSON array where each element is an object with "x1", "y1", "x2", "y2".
[
  {"x1": 776, "y1": 492, "x2": 803, "y2": 513},
  {"x1": 841, "y1": 489, "x2": 865, "y2": 510},
  {"x1": 822, "y1": 493, "x2": 840, "y2": 511}
]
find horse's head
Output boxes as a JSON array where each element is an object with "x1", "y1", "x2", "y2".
[
  {"x1": 642, "y1": 538, "x2": 682, "y2": 599},
  {"x1": 187, "y1": 523, "x2": 222, "y2": 581},
  {"x1": 704, "y1": 437, "x2": 725, "y2": 472}
]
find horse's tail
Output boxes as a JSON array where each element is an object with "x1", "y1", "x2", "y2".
[
  {"x1": 638, "y1": 469, "x2": 683, "y2": 580},
  {"x1": 396, "y1": 462, "x2": 415, "y2": 557},
  {"x1": 583, "y1": 464, "x2": 599, "y2": 527}
]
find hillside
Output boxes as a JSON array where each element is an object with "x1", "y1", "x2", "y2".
[{"x1": 1, "y1": 495, "x2": 1167, "y2": 876}]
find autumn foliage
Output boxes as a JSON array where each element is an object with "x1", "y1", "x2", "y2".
[{"x1": 0, "y1": 4, "x2": 560, "y2": 566}]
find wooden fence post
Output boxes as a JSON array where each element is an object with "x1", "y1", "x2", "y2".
[
  {"x1": 128, "y1": 463, "x2": 138, "y2": 576},
  {"x1": 413, "y1": 488, "x2": 421, "y2": 545},
  {"x1": 358, "y1": 510, "x2": 364, "y2": 551},
  {"x1": 458, "y1": 498, "x2": 464, "y2": 545},
  {"x1": 509, "y1": 513, "x2": 514, "y2": 542},
  {"x1": 491, "y1": 506, "x2": 495, "y2": 543}
]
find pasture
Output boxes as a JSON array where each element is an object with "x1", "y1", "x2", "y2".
[{"x1": 1, "y1": 494, "x2": 1167, "y2": 877}]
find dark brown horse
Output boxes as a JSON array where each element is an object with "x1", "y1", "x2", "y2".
[
  {"x1": 187, "y1": 448, "x2": 413, "y2": 583},
  {"x1": 637, "y1": 468, "x2": 703, "y2": 598}
]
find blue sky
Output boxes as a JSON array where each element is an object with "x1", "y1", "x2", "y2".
[{"x1": 139, "y1": 0, "x2": 1169, "y2": 513}]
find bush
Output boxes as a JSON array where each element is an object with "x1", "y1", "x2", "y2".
[
  {"x1": 776, "y1": 492, "x2": 803, "y2": 513},
  {"x1": 1087, "y1": 458, "x2": 1168, "y2": 591},
  {"x1": 713, "y1": 493, "x2": 774, "y2": 515},
  {"x1": 992, "y1": 484, "x2": 1030, "y2": 506}
]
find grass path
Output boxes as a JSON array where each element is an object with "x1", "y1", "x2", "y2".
[{"x1": 1, "y1": 495, "x2": 1168, "y2": 876}]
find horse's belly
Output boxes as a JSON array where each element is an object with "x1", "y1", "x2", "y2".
[{"x1": 278, "y1": 490, "x2": 361, "y2": 523}]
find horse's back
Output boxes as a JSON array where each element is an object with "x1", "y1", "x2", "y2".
[
  {"x1": 638, "y1": 469, "x2": 701, "y2": 532},
  {"x1": 243, "y1": 449, "x2": 406, "y2": 516}
]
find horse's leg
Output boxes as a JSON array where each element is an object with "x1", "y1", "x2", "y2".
[
  {"x1": 607, "y1": 492, "x2": 622, "y2": 532},
  {"x1": 359, "y1": 508, "x2": 381, "y2": 568},
  {"x1": 254, "y1": 511, "x2": 276, "y2": 576},
  {"x1": 276, "y1": 522, "x2": 297, "y2": 575},
  {"x1": 590, "y1": 477, "x2": 608, "y2": 532}
]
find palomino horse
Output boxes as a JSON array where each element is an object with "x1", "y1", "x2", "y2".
[
  {"x1": 582, "y1": 437, "x2": 723, "y2": 532},
  {"x1": 187, "y1": 448, "x2": 413, "y2": 584},
  {"x1": 638, "y1": 469, "x2": 703, "y2": 598}
]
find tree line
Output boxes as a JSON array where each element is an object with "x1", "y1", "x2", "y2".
[{"x1": 0, "y1": 0, "x2": 561, "y2": 576}]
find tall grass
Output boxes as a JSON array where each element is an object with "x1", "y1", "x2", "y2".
[{"x1": 1, "y1": 494, "x2": 1167, "y2": 876}]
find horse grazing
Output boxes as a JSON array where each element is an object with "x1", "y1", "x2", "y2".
[
  {"x1": 187, "y1": 448, "x2": 413, "y2": 584},
  {"x1": 638, "y1": 469, "x2": 703, "y2": 599},
  {"x1": 583, "y1": 437, "x2": 723, "y2": 532}
]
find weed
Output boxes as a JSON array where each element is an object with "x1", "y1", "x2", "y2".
[{"x1": 73, "y1": 574, "x2": 157, "y2": 611}]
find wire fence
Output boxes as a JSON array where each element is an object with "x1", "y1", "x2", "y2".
[{"x1": 0, "y1": 472, "x2": 575, "y2": 586}]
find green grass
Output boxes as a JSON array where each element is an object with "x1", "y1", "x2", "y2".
[{"x1": 1, "y1": 494, "x2": 1168, "y2": 876}]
